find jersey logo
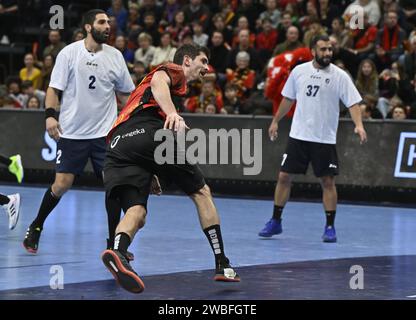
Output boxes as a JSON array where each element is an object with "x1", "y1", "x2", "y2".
[{"x1": 325, "y1": 78, "x2": 330, "y2": 84}]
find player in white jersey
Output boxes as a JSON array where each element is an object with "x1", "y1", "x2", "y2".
[
  {"x1": 258, "y1": 35, "x2": 367, "y2": 242},
  {"x1": 23, "y1": 9, "x2": 135, "y2": 254}
]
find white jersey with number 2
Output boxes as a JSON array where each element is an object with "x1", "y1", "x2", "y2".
[
  {"x1": 282, "y1": 61, "x2": 362, "y2": 144},
  {"x1": 49, "y1": 40, "x2": 135, "y2": 139}
]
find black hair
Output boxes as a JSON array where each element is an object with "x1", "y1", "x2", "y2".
[
  {"x1": 173, "y1": 44, "x2": 210, "y2": 65},
  {"x1": 82, "y1": 9, "x2": 106, "y2": 33},
  {"x1": 310, "y1": 34, "x2": 330, "y2": 49}
]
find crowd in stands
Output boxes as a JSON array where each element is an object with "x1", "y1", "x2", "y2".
[{"x1": 1, "y1": 0, "x2": 416, "y2": 121}]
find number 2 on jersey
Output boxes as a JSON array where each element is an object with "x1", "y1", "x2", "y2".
[
  {"x1": 306, "y1": 85, "x2": 319, "y2": 97},
  {"x1": 89, "y1": 75, "x2": 96, "y2": 89}
]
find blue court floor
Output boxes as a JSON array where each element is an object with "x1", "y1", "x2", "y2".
[{"x1": 0, "y1": 185, "x2": 415, "y2": 299}]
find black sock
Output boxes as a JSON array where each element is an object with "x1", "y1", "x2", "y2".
[
  {"x1": 113, "y1": 232, "x2": 131, "y2": 253},
  {"x1": 0, "y1": 155, "x2": 11, "y2": 166},
  {"x1": 0, "y1": 194, "x2": 10, "y2": 205},
  {"x1": 203, "y1": 224, "x2": 227, "y2": 267},
  {"x1": 325, "y1": 210, "x2": 336, "y2": 227},
  {"x1": 105, "y1": 195, "x2": 122, "y2": 247},
  {"x1": 32, "y1": 187, "x2": 61, "y2": 228},
  {"x1": 272, "y1": 205, "x2": 284, "y2": 220}
]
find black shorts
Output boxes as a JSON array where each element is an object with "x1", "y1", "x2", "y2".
[
  {"x1": 280, "y1": 137, "x2": 339, "y2": 177},
  {"x1": 56, "y1": 137, "x2": 106, "y2": 178},
  {"x1": 103, "y1": 108, "x2": 206, "y2": 208}
]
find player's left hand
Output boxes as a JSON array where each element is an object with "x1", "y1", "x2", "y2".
[
  {"x1": 354, "y1": 126, "x2": 367, "y2": 144},
  {"x1": 150, "y1": 175, "x2": 162, "y2": 195}
]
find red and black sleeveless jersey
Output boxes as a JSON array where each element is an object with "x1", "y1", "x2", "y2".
[{"x1": 107, "y1": 62, "x2": 186, "y2": 141}]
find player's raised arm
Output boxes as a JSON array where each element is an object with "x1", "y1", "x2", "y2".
[{"x1": 150, "y1": 70, "x2": 188, "y2": 132}]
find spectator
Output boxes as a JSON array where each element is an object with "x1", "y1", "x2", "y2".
[
  {"x1": 138, "y1": 0, "x2": 164, "y2": 26},
  {"x1": 182, "y1": 0, "x2": 211, "y2": 30},
  {"x1": 40, "y1": 54, "x2": 54, "y2": 91},
  {"x1": 72, "y1": 28, "x2": 85, "y2": 42},
  {"x1": 209, "y1": 31, "x2": 230, "y2": 75},
  {"x1": 107, "y1": 0, "x2": 128, "y2": 33},
  {"x1": 107, "y1": 15, "x2": 124, "y2": 47},
  {"x1": 344, "y1": 0, "x2": 381, "y2": 26},
  {"x1": 162, "y1": 0, "x2": 181, "y2": 25},
  {"x1": 235, "y1": 0, "x2": 264, "y2": 31},
  {"x1": 317, "y1": 0, "x2": 342, "y2": 31},
  {"x1": 26, "y1": 95, "x2": 41, "y2": 109},
  {"x1": 390, "y1": 104, "x2": 407, "y2": 119},
  {"x1": 256, "y1": 18, "x2": 278, "y2": 63},
  {"x1": 185, "y1": 80, "x2": 224, "y2": 113},
  {"x1": 115, "y1": 35, "x2": 134, "y2": 65},
  {"x1": 227, "y1": 29, "x2": 262, "y2": 72},
  {"x1": 5, "y1": 78, "x2": 24, "y2": 109},
  {"x1": 134, "y1": 32, "x2": 156, "y2": 70},
  {"x1": 126, "y1": 2, "x2": 141, "y2": 38},
  {"x1": 131, "y1": 61, "x2": 146, "y2": 85},
  {"x1": 359, "y1": 102, "x2": 373, "y2": 120},
  {"x1": 226, "y1": 51, "x2": 256, "y2": 101},
  {"x1": 330, "y1": 35, "x2": 359, "y2": 78},
  {"x1": 21, "y1": 80, "x2": 45, "y2": 108},
  {"x1": 363, "y1": 94, "x2": 384, "y2": 118},
  {"x1": 303, "y1": 17, "x2": 327, "y2": 48},
  {"x1": 373, "y1": 10, "x2": 406, "y2": 71},
  {"x1": 19, "y1": 53, "x2": 42, "y2": 90},
  {"x1": 356, "y1": 59, "x2": 380, "y2": 97},
  {"x1": 141, "y1": 11, "x2": 161, "y2": 46},
  {"x1": 330, "y1": 17, "x2": 350, "y2": 48},
  {"x1": 401, "y1": 35, "x2": 416, "y2": 81},
  {"x1": 210, "y1": 13, "x2": 233, "y2": 47},
  {"x1": 273, "y1": 26, "x2": 302, "y2": 56},
  {"x1": 346, "y1": 12, "x2": 378, "y2": 61},
  {"x1": 150, "y1": 32, "x2": 177, "y2": 69},
  {"x1": 192, "y1": 20, "x2": 209, "y2": 47},
  {"x1": 258, "y1": 0, "x2": 281, "y2": 29},
  {"x1": 276, "y1": 11, "x2": 296, "y2": 44},
  {"x1": 231, "y1": 16, "x2": 256, "y2": 48},
  {"x1": 223, "y1": 83, "x2": 242, "y2": 114},
  {"x1": 42, "y1": 30, "x2": 66, "y2": 60},
  {"x1": 166, "y1": 10, "x2": 191, "y2": 47}
]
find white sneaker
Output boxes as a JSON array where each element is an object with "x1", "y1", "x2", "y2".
[{"x1": 3, "y1": 193, "x2": 21, "y2": 230}]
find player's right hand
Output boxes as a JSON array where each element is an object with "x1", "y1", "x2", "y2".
[
  {"x1": 46, "y1": 117, "x2": 63, "y2": 141},
  {"x1": 269, "y1": 120, "x2": 278, "y2": 141},
  {"x1": 164, "y1": 112, "x2": 189, "y2": 132}
]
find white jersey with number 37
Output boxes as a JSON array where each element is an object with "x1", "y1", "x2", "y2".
[
  {"x1": 49, "y1": 40, "x2": 135, "y2": 139},
  {"x1": 282, "y1": 61, "x2": 362, "y2": 144}
]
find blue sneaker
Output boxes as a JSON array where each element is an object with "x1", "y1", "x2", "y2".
[
  {"x1": 258, "y1": 218, "x2": 282, "y2": 237},
  {"x1": 322, "y1": 225, "x2": 337, "y2": 243}
]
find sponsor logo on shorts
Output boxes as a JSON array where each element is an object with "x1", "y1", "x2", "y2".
[
  {"x1": 110, "y1": 135, "x2": 121, "y2": 149},
  {"x1": 329, "y1": 163, "x2": 337, "y2": 169},
  {"x1": 110, "y1": 129, "x2": 146, "y2": 149}
]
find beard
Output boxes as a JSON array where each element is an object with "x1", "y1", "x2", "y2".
[
  {"x1": 91, "y1": 27, "x2": 109, "y2": 44},
  {"x1": 315, "y1": 55, "x2": 331, "y2": 68}
]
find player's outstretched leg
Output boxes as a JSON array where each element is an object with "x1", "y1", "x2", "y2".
[
  {"x1": 190, "y1": 184, "x2": 240, "y2": 282},
  {"x1": 102, "y1": 204, "x2": 146, "y2": 293}
]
